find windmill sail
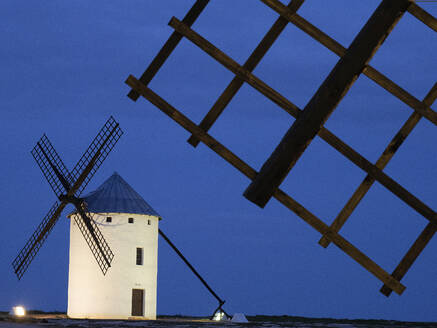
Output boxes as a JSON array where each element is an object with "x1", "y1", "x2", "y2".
[
  {"x1": 12, "y1": 201, "x2": 66, "y2": 279},
  {"x1": 12, "y1": 116, "x2": 123, "y2": 279},
  {"x1": 32, "y1": 135, "x2": 73, "y2": 197},
  {"x1": 72, "y1": 207, "x2": 114, "y2": 275},
  {"x1": 70, "y1": 116, "x2": 123, "y2": 198}
]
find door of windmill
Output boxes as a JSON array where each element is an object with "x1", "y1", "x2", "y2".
[{"x1": 131, "y1": 289, "x2": 144, "y2": 316}]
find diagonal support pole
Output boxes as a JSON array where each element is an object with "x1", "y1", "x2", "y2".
[
  {"x1": 159, "y1": 229, "x2": 228, "y2": 317},
  {"x1": 244, "y1": 0, "x2": 412, "y2": 208}
]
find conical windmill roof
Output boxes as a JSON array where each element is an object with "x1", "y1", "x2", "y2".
[{"x1": 80, "y1": 172, "x2": 160, "y2": 217}]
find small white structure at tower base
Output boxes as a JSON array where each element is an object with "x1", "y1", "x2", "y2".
[
  {"x1": 67, "y1": 172, "x2": 160, "y2": 320},
  {"x1": 231, "y1": 313, "x2": 249, "y2": 323}
]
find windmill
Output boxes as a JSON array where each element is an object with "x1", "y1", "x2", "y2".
[
  {"x1": 12, "y1": 116, "x2": 123, "y2": 279},
  {"x1": 12, "y1": 114, "x2": 228, "y2": 319}
]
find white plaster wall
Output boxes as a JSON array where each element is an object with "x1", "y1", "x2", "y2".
[{"x1": 67, "y1": 212, "x2": 159, "y2": 320}]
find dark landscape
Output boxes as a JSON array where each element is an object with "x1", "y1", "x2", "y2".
[{"x1": 2, "y1": 313, "x2": 437, "y2": 328}]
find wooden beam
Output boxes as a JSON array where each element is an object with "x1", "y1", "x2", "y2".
[
  {"x1": 379, "y1": 84, "x2": 437, "y2": 297},
  {"x1": 127, "y1": 0, "x2": 210, "y2": 101},
  {"x1": 364, "y1": 66, "x2": 437, "y2": 126},
  {"x1": 274, "y1": 189, "x2": 406, "y2": 296},
  {"x1": 244, "y1": 0, "x2": 412, "y2": 208},
  {"x1": 187, "y1": 0, "x2": 305, "y2": 148},
  {"x1": 168, "y1": 17, "x2": 437, "y2": 227},
  {"x1": 259, "y1": 0, "x2": 437, "y2": 126},
  {"x1": 127, "y1": 76, "x2": 253, "y2": 177},
  {"x1": 168, "y1": 17, "x2": 302, "y2": 119},
  {"x1": 324, "y1": 117, "x2": 437, "y2": 229},
  {"x1": 125, "y1": 74, "x2": 406, "y2": 295},
  {"x1": 319, "y1": 83, "x2": 437, "y2": 248},
  {"x1": 261, "y1": 0, "x2": 344, "y2": 56},
  {"x1": 408, "y1": 2, "x2": 437, "y2": 32},
  {"x1": 318, "y1": 127, "x2": 437, "y2": 225},
  {"x1": 380, "y1": 223, "x2": 436, "y2": 297}
]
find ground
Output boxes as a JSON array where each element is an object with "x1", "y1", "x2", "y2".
[{"x1": 1, "y1": 314, "x2": 437, "y2": 328}]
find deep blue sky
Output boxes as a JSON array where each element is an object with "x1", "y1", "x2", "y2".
[{"x1": 1, "y1": 0, "x2": 436, "y2": 322}]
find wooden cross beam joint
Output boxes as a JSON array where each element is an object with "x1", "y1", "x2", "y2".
[
  {"x1": 168, "y1": 12, "x2": 437, "y2": 229},
  {"x1": 186, "y1": 0, "x2": 305, "y2": 148},
  {"x1": 243, "y1": 0, "x2": 412, "y2": 208},
  {"x1": 319, "y1": 83, "x2": 437, "y2": 249},
  {"x1": 126, "y1": 0, "x2": 210, "y2": 102},
  {"x1": 260, "y1": 0, "x2": 437, "y2": 126}
]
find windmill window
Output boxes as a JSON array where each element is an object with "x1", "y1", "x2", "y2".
[
  {"x1": 147, "y1": 220, "x2": 151, "y2": 225},
  {"x1": 136, "y1": 248, "x2": 143, "y2": 265},
  {"x1": 106, "y1": 217, "x2": 112, "y2": 223},
  {"x1": 129, "y1": 218, "x2": 134, "y2": 224}
]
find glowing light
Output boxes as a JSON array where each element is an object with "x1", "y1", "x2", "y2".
[
  {"x1": 12, "y1": 306, "x2": 26, "y2": 317},
  {"x1": 212, "y1": 310, "x2": 225, "y2": 321}
]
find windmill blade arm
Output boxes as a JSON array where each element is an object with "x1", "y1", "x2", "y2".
[
  {"x1": 72, "y1": 205, "x2": 114, "y2": 275},
  {"x1": 12, "y1": 201, "x2": 66, "y2": 280},
  {"x1": 31, "y1": 135, "x2": 73, "y2": 198},
  {"x1": 69, "y1": 116, "x2": 123, "y2": 197}
]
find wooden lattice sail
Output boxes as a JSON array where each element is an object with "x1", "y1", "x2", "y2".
[
  {"x1": 12, "y1": 116, "x2": 123, "y2": 279},
  {"x1": 125, "y1": 0, "x2": 437, "y2": 297}
]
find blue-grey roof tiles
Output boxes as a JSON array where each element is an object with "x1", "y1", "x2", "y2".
[{"x1": 79, "y1": 172, "x2": 160, "y2": 217}]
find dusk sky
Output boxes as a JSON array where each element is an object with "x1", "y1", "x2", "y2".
[{"x1": 1, "y1": 0, "x2": 436, "y2": 322}]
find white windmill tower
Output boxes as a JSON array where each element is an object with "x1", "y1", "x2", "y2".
[
  {"x1": 67, "y1": 172, "x2": 160, "y2": 320},
  {"x1": 11, "y1": 117, "x2": 229, "y2": 320}
]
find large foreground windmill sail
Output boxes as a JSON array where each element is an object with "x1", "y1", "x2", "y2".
[{"x1": 12, "y1": 116, "x2": 123, "y2": 279}]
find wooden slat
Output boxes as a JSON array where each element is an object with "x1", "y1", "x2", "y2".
[
  {"x1": 127, "y1": 0, "x2": 210, "y2": 101},
  {"x1": 318, "y1": 127, "x2": 437, "y2": 224},
  {"x1": 260, "y1": 0, "x2": 437, "y2": 126},
  {"x1": 380, "y1": 222, "x2": 436, "y2": 297},
  {"x1": 274, "y1": 189, "x2": 406, "y2": 296},
  {"x1": 127, "y1": 77, "x2": 255, "y2": 177},
  {"x1": 319, "y1": 113, "x2": 421, "y2": 247},
  {"x1": 187, "y1": 0, "x2": 305, "y2": 148},
  {"x1": 363, "y1": 66, "x2": 437, "y2": 126},
  {"x1": 408, "y1": 2, "x2": 437, "y2": 32},
  {"x1": 168, "y1": 17, "x2": 437, "y2": 227},
  {"x1": 379, "y1": 83, "x2": 437, "y2": 297},
  {"x1": 168, "y1": 17, "x2": 302, "y2": 118},
  {"x1": 125, "y1": 74, "x2": 406, "y2": 295},
  {"x1": 244, "y1": 0, "x2": 412, "y2": 207},
  {"x1": 319, "y1": 83, "x2": 437, "y2": 248},
  {"x1": 260, "y1": 0, "x2": 344, "y2": 55}
]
